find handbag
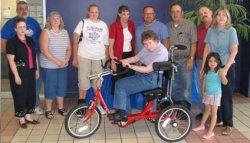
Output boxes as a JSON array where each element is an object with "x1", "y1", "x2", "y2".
[{"x1": 78, "y1": 20, "x2": 84, "y2": 43}]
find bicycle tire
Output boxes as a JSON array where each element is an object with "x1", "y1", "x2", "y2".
[
  {"x1": 155, "y1": 104, "x2": 192, "y2": 142},
  {"x1": 65, "y1": 103, "x2": 102, "y2": 138}
]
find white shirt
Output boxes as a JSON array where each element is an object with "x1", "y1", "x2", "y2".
[
  {"x1": 122, "y1": 27, "x2": 132, "y2": 52},
  {"x1": 74, "y1": 18, "x2": 109, "y2": 60}
]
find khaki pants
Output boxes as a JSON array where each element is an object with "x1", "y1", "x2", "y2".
[{"x1": 78, "y1": 56, "x2": 104, "y2": 90}]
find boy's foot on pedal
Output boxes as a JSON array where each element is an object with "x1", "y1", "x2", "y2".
[{"x1": 107, "y1": 110, "x2": 127, "y2": 122}]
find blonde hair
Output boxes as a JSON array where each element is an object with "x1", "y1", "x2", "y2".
[
  {"x1": 45, "y1": 11, "x2": 64, "y2": 30},
  {"x1": 86, "y1": 4, "x2": 100, "y2": 18},
  {"x1": 211, "y1": 7, "x2": 232, "y2": 29}
]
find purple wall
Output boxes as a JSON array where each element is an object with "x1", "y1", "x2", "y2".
[{"x1": 46, "y1": 0, "x2": 173, "y2": 93}]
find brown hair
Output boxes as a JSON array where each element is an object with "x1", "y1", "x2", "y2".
[
  {"x1": 14, "y1": 17, "x2": 26, "y2": 28},
  {"x1": 169, "y1": 2, "x2": 183, "y2": 12},
  {"x1": 204, "y1": 52, "x2": 222, "y2": 74},
  {"x1": 211, "y1": 7, "x2": 232, "y2": 29},
  {"x1": 86, "y1": 4, "x2": 100, "y2": 18},
  {"x1": 141, "y1": 30, "x2": 159, "y2": 44},
  {"x1": 116, "y1": 5, "x2": 130, "y2": 20},
  {"x1": 143, "y1": 6, "x2": 155, "y2": 13}
]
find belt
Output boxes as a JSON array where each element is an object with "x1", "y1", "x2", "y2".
[{"x1": 174, "y1": 55, "x2": 189, "y2": 61}]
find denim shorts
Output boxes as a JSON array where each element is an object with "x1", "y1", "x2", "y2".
[{"x1": 41, "y1": 67, "x2": 68, "y2": 99}]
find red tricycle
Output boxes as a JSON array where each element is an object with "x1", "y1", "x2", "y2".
[{"x1": 65, "y1": 45, "x2": 192, "y2": 142}]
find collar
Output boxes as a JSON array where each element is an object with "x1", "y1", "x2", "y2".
[
  {"x1": 116, "y1": 19, "x2": 130, "y2": 29},
  {"x1": 199, "y1": 22, "x2": 211, "y2": 29},
  {"x1": 144, "y1": 19, "x2": 157, "y2": 27},
  {"x1": 215, "y1": 27, "x2": 227, "y2": 33},
  {"x1": 170, "y1": 18, "x2": 185, "y2": 27}
]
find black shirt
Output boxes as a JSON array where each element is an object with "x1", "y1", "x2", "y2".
[{"x1": 6, "y1": 35, "x2": 37, "y2": 70}]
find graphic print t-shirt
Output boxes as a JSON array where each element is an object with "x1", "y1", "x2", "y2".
[{"x1": 74, "y1": 19, "x2": 109, "y2": 60}]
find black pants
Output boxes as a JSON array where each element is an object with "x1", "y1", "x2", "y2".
[
  {"x1": 9, "y1": 67, "x2": 36, "y2": 117},
  {"x1": 111, "y1": 52, "x2": 134, "y2": 95},
  {"x1": 217, "y1": 64, "x2": 235, "y2": 127}
]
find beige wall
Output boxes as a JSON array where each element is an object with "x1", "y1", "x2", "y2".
[
  {"x1": 1, "y1": 0, "x2": 17, "y2": 28},
  {"x1": 1, "y1": 0, "x2": 44, "y2": 28}
]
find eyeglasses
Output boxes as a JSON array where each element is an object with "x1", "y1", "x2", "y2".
[
  {"x1": 144, "y1": 13, "x2": 155, "y2": 15},
  {"x1": 16, "y1": 26, "x2": 27, "y2": 29}
]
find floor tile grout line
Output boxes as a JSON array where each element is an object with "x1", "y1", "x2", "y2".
[
  {"x1": 145, "y1": 119, "x2": 156, "y2": 143},
  {"x1": 132, "y1": 121, "x2": 140, "y2": 143}
]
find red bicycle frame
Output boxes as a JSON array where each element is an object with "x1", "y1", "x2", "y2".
[{"x1": 84, "y1": 86, "x2": 160, "y2": 127}]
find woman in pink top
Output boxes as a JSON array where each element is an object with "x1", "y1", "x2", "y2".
[{"x1": 6, "y1": 17, "x2": 40, "y2": 129}]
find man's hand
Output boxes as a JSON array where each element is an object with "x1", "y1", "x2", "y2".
[{"x1": 186, "y1": 59, "x2": 194, "y2": 71}]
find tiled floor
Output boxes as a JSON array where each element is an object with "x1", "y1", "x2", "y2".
[{"x1": 1, "y1": 92, "x2": 250, "y2": 143}]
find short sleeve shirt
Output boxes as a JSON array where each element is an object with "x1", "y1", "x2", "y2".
[
  {"x1": 137, "y1": 42, "x2": 168, "y2": 66},
  {"x1": 168, "y1": 19, "x2": 197, "y2": 58},
  {"x1": 1, "y1": 16, "x2": 42, "y2": 52},
  {"x1": 205, "y1": 27, "x2": 239, "y2": 65},
  {"x1": 74, "y1": 19, "x2": 109, "y2": 60},
  {"x1": 6, "y1": 35, "x2": 37, "y2": 70},
  {"x1": 136, "y1": 21, "x2": 169, "y2": 52}
]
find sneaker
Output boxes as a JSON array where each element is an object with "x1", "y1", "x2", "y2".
[
  {"x1": 76, "y1": 109, "x2": 85, "y2": 117},
  {"x1": 97, "y1": 105, "x2": 106, "y2": 115},
  {"x1": 34, "y1": 107, "x2": 44, "y2": 115},
  {"x1": 222, "y1": 126, "x2": 233, "y2": 136},
  {"x1": 76, "y1": 99, "x2": 86, "y2": 117}
]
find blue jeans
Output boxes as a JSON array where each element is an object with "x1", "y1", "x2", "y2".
[
  {"x1": 41, "y1": 67, "x2": 68, "y2": 100},
  {"x1": 172, "y1": 59, "x2": 193, "y2": 104},
  {"x1": 35, "y1": 52, "x2": 42, "y2": 108},
  {"x1": 113, "y1": 72, "x2": 160, "y2": 114},
  {"x1": 195, "y1": 59, "x2": 205, "y2": 113},
  {"x1": 217, "y1": 64, "x2": 235, "y2": 127}
]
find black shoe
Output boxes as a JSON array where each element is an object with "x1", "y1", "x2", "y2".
[
  {"x1": 196, "y1": 113, "x2": 203, "y2": 120},
  {"x1": 78, "y1": 99, "x2": 86, "y2": 105},
  {"x1": 107, "y1": 111, "x2": 119, "y2": 120},
  {"x1": 76, "y1": 99, "x2": 86, "y2": 117},
  {"x1": 108, "y1": 111, "x2": 127, "y2": 122}
]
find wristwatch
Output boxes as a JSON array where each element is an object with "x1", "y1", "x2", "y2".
[{"x1": 189, "y1": 56, "x2": 194, "y2": 60}]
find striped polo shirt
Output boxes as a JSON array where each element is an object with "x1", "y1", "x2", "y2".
[{"x1": 40, "y1": 29, "x2": 69, "y2": 69}]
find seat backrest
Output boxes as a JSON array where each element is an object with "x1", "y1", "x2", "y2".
[
  {"x1": 153, "y1": 61, "x2": 173, "y2": 98},
  {"x1": 153, "y1": 61, "x2": 172, "y2": 71}
]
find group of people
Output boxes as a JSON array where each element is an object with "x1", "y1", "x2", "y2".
[{"x1": 1, "y1": 1, "x2": 238, "y2": 140}]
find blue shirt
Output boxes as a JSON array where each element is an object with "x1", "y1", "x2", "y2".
[
  {"x1": 205, "y1": 70, "x2": 222, "y2": 95},
  {"x1": 136, "y1": 20, "x2": 169, "y2": 52},
  {"x1": 1, "y1": 16, "x2": 42, "y2": 52},
  {"x1": 205, "y1": 27, "x2": 239, "y2": 65},
  {"x1": 137, "y1": 42, "x2": 168, "y2": 65}
]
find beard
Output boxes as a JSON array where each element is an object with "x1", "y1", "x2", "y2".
[
  {"x1": 202, "y1": 16, "x2": 209, "y2": 22},
  {"x1": 20, "y1": 12, "x2": 28, "y2": 19}
]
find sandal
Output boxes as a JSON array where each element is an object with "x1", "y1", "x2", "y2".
[
  {"x1": 58, "y1": 108, "x2": 67, "y2": 116},
  {"x1": 25, "y1": 119, "x2": 40, "y2": 124},
  {"x1": 45, "y1": 111, "x2": 54, "y2": 119}
]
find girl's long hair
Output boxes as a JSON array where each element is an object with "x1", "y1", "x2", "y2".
[{"x1": 204, "y1": 52, "x2": 222, "y2": 74}]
